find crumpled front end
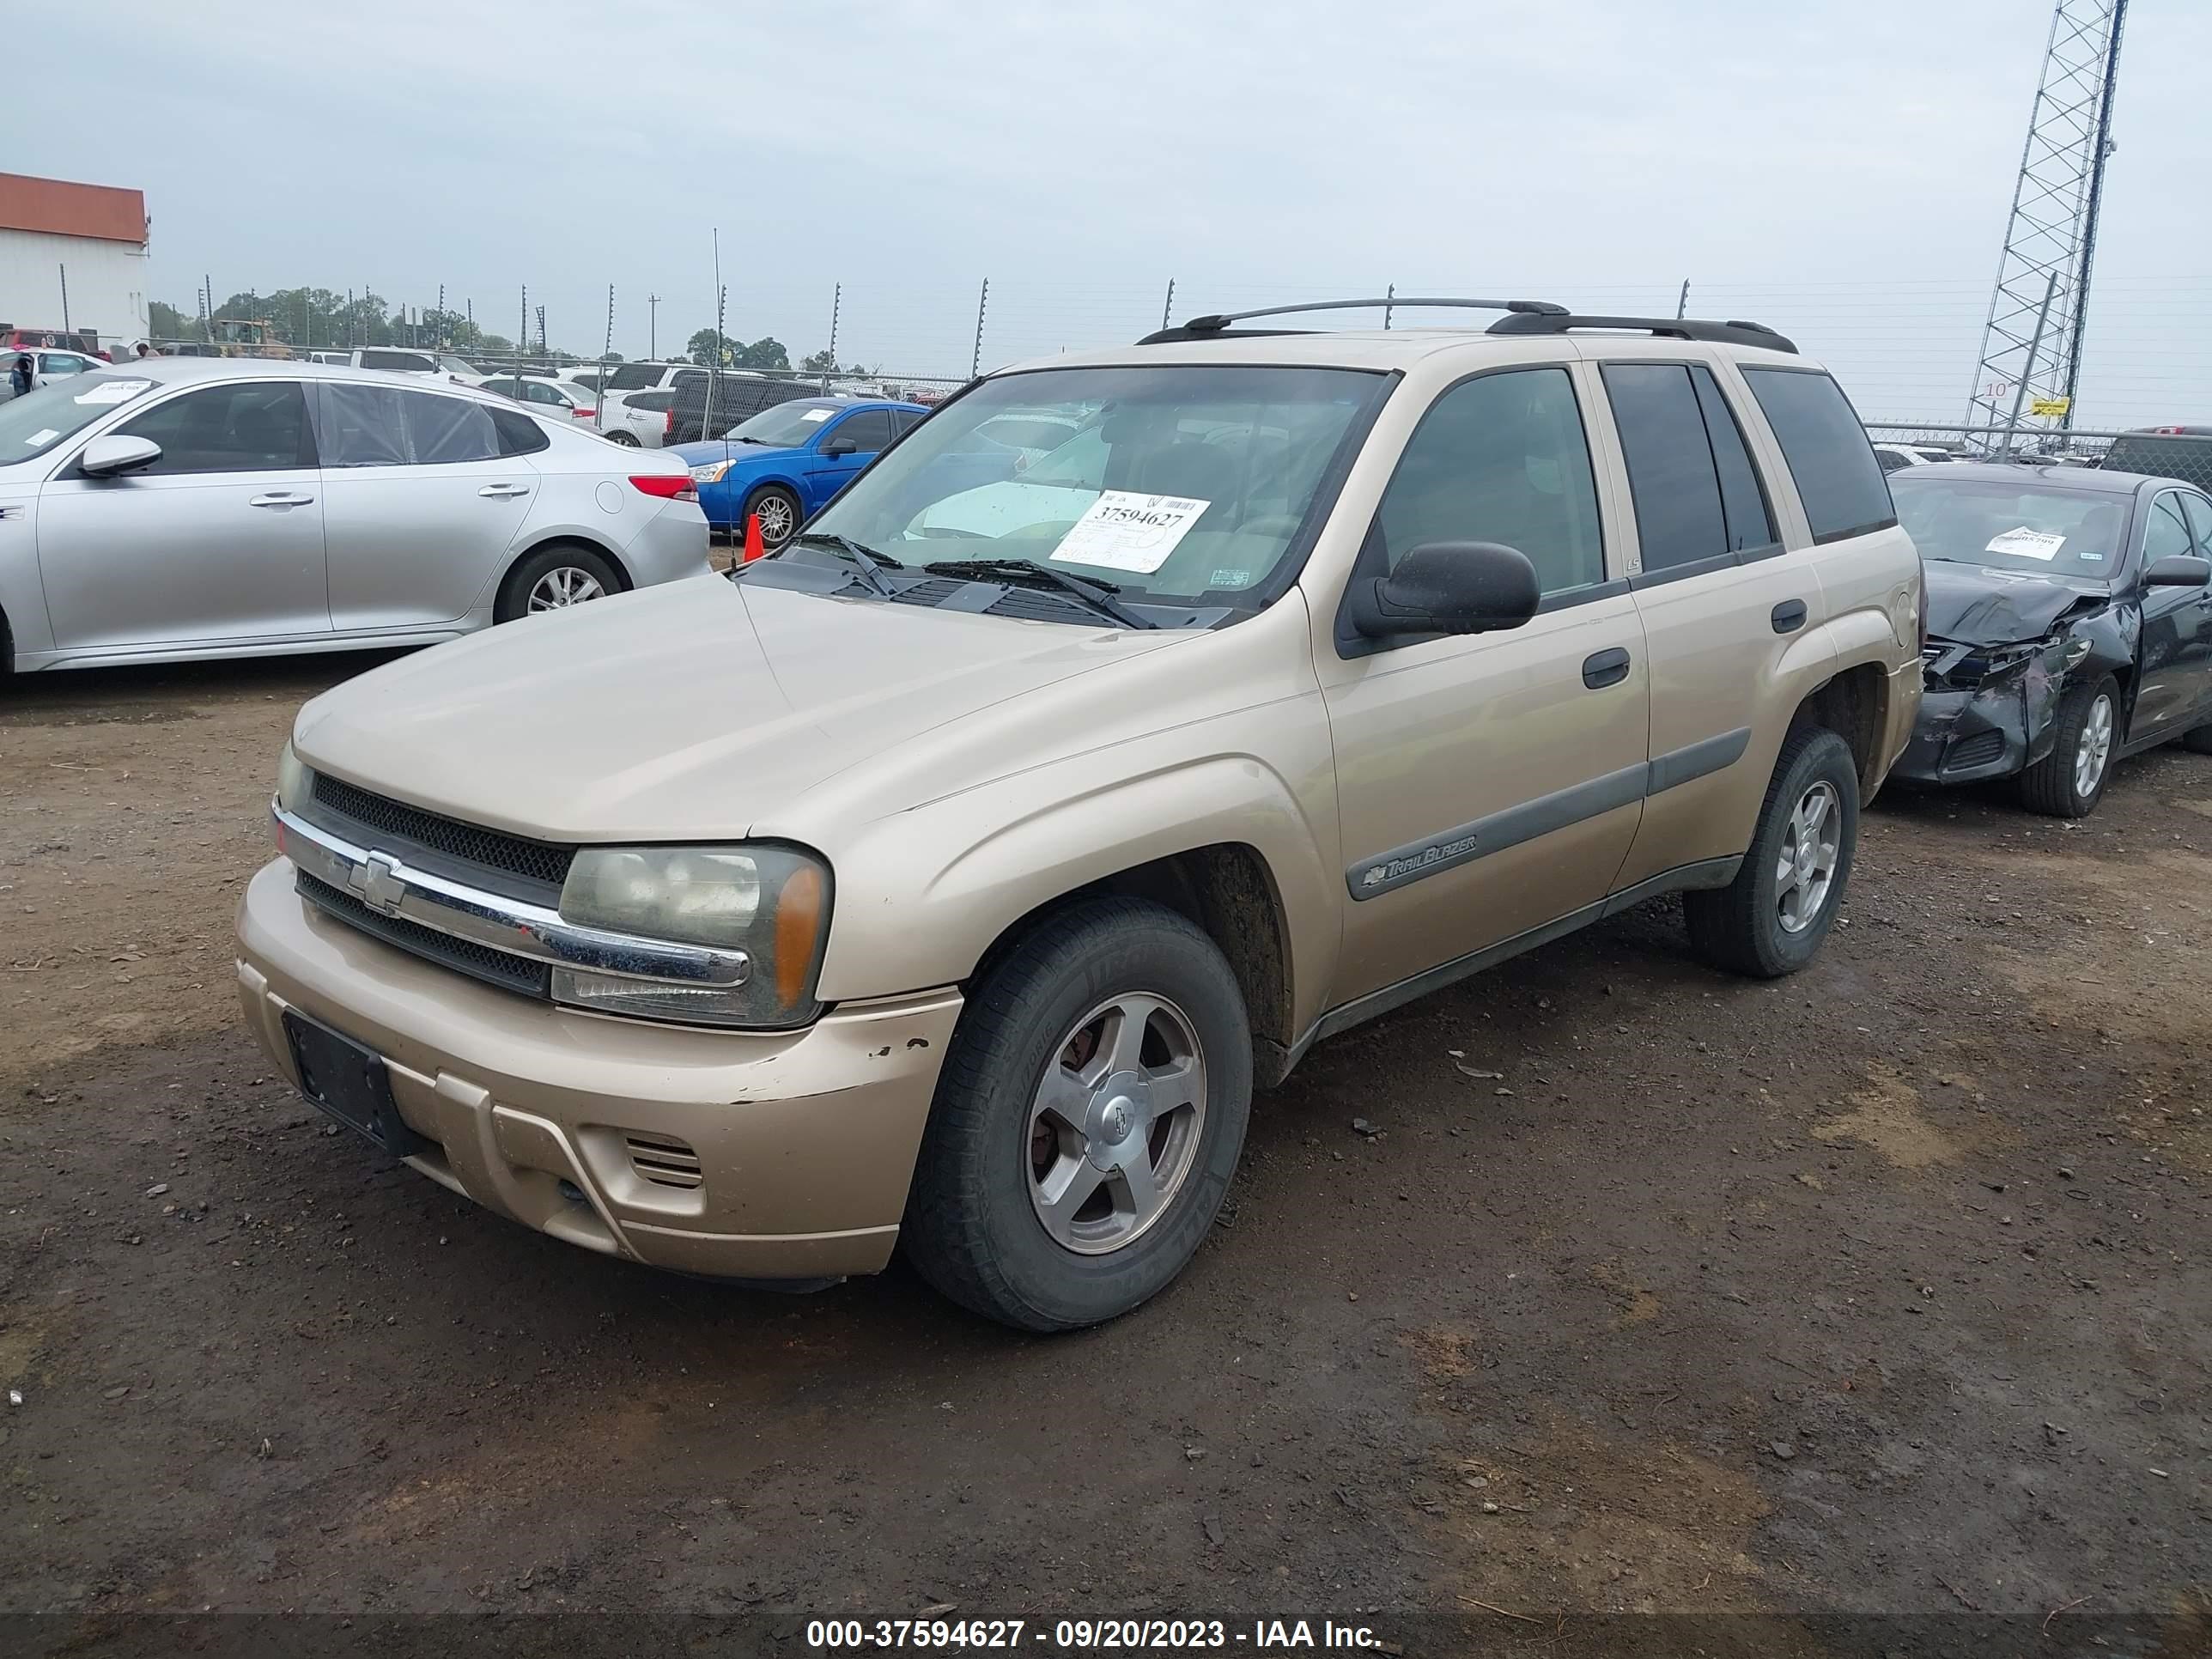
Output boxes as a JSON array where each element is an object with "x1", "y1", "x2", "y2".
[{"x1": 1895, "y1": 637, "x2": 2073, "y2": 784}]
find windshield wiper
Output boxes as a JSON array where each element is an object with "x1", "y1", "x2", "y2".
[
  {"x1": 793, "y1": 531, "x2": 906, "y2": 596},
  {"x1": 927, "y1": 558, "x2": 1159, "y2": 629}
]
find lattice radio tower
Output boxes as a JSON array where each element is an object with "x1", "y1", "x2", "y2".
[{"x1": 1965, "y1": 0, "x2": 2129, "y2": 437}]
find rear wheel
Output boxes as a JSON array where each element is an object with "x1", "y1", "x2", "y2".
[
  {"x1": 1685, "y1": 726, "x2": 1859, "y2": 978},
  {"x1": 605, "y1": 429, "x2": 640, "y2": 447},
  {"x1": 744, "y1": 484, "x2": 801, "y2": 551},
  {"x1": 495, "y1": 543, "x2": 623, "y2": 623},
  {"x1": 2020, "y1": 675, "x2": 2117, "y2": 817},
  {"x1": 2181, "y1": 721, "x2": 2212, "y2": 755},
  {"x1": 902, "y1": 898, "x2": 1252, "y2": 1332}
]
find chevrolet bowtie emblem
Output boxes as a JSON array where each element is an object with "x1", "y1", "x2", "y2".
[{"x1": 351, "y1": 852, "x2": 408, "y2": 916}]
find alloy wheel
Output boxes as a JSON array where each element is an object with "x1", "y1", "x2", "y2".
[
  {"x1": 2075, "y1": 693, "x2": 2114, "y2": 799},
  {"x1": 1026, "y1": 993, "x2": 1207, "y2": 1255},
  {"x1": 1775, "y1": 780, "x2": 1841, "y2": 935},
  {"x1": 526, "y1": 567, "x2": 607, "y2": 611}
]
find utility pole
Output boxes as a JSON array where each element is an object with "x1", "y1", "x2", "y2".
[
  {"x1": 520, "y1": 285, "x2": 528, "y2": 369},
  {"x1": 1966, "y1": 0, "x2": 2129, "y2": 438},
  {"x1": 647, "y1": 292, "x2": 660, "y2": 361},
  {"x1": 1383, "y1": 283, "x2": 1395, "y2": 331},
  {"x1": 536, "y1": 306, "x2": 547, "y2": 356},
  {"x1": 827, "y1": 283, "x2": 842, "y2": 371},
  {"x1": 971, "y1": 277, "x2": 989, "y2": 379},
  {"x1": 1160, "y1": 277, "x2": 1175, "y2": 332},
  {"x1": 1675, "y1": 279, "x2": 1690, "y2": 319},
  {"x1": 58, "y1": 264, "x2": 70, "y2": 334}
]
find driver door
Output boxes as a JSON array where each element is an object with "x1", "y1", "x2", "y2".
[
  {"x1": 1314, "y1": 364, "x2": 1650, "y2": 1001},
  {"x1": 36, "y1": 379, "x2": 331, "y2": 649},
  {"x1": 2130, "y1": 489, "x2": 2209, "y2": 743}
]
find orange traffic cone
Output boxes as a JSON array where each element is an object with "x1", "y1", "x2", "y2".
[{"x1": 742, "y1": 513, "x2": 767, "y2": 562}]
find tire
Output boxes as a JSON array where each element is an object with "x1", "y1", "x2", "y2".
[
  {"x1": 743, "y1": 484, "x2": 802, "y2": 551},
  {"x1": 2020, "y1": 675, "x2": 2118, "y2": 818},
  {"x1": 1685, "y1": 725, "x2": 1859, "y2": 978},
  {"x1": 902, "y1": 897, "x2": 1253, "y2": 1332},
  {"x1": 2181, "y1": 721, "x2": 2212, "y2": 756},
  {"x1": 605, "y1": 429, "x2": 640, "y2": 447},
  {"x1": 494, "y1": 543, "x2": 624, "y2": 623}
]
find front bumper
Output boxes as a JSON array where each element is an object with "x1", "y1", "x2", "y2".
[
  {"x1": 1893, "y1": 659, "x2": 2063, "y2": 787},
  {"x1": 235, "y1": 857, "x2": 959, "y2": 1279}
]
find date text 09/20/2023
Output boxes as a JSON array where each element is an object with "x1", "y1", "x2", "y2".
[{"x1": 805, "y1": 1618, "x2": 1391, "y2": 1651}]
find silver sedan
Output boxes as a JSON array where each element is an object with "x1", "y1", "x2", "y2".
[{"x1": 0, "y1": 358, "x2": 712, "y2": 673}]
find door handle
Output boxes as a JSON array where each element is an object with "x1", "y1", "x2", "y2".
[
  {"x1": 1582, "y1": 647, "x2": 1632, "y2": 690},
  {"x1": 1771, "y1": 599, "x2": 1808, "y2": 634},
  {"x1": 248, "y1": 493, "x2": 313, "y2": 507},
  {"x1": 478, "y1": 483, "x2": 532, "y2": 498}
]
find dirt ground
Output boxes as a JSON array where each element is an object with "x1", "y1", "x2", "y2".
[{"x1": 2, "y1": 652, "x2": 2207, "y2": 1653}]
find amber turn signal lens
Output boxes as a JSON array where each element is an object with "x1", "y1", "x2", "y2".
[{"x1": 775, "y1": 863, "x2": 825, "y2": 1009}]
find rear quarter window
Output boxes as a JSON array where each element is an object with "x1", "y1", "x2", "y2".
[{"x1": 1741, "y1": 368, "x2": 1896, "y2": 544}]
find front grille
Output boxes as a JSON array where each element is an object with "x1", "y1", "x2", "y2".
[
  {"x1": 1944, "y1": 730, "x2": 2007, "y2": 771},
  {"x1": 310, "y1": 773, "x2": 575, "y2": 889},
  {"x1": 624, "y1": 1133, "x2": 704, "y2": 1190},
  {"x1": 297, "y1": 871, "x2": 550, "y2": 999}
]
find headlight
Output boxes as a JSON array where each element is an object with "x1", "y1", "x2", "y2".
[
  {"x1": 556, "y1": 844, "x2": 830, "y2": 1028},
  {"x1": 689, "y1": 460, "x2": 732, "y2": 484},
  {"x1": 276, "y1": 739, "x2": 312, "y2": 814}
]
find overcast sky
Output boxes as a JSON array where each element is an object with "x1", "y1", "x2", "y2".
[{"x1": 20, "y1": 0, "x2": 2211, "y2": 422}]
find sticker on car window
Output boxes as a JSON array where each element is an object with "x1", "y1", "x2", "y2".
[
  {"x1": 1210, "y1": 568, "x2": 1254, "y2": 588},
  {"x1": 2080, "y1": 550, "x2": 2106, "y2": 562},
  {"x1": 1985, "y1": 526, "x2": 2064, "y2": 560},
  {"x1": 24, "y1": 428, "x2": 58, "y2": 447},
  {"x1": 1049, "y1": 491, "x2": 1210, "y2": 574},
  {"x1": 75, "y1": 380, "x2": 150, "y2": 404},
  {"x1": 801, "y1": 409, "x2": 833, "y2": 422}
]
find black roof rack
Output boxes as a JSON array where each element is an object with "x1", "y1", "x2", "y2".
[
  {"x1": 1485, "y1": 312, "x2": 1797, "y2": 353},
  {"x1": 1137, "y1": 296, "x2": 1566, "y2": 345}
]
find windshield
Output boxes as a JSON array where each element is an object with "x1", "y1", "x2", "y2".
[
  {"x1": 729, "y1": 401, "x2": 842, "y2": 447},
  {"x1": 0, "y1": 374, "x2": 158, "y2": 465},
  {"x1": 1891, "y1": 475, "x2": 2129, "y2": 580},
  {"x1": 806, "y1": 365, "x2": 1384, "y2": 604}
]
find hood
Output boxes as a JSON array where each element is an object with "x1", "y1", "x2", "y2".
[
  {"x1": 1923, "y1": 559, "x2": 2110, "y2": 647},
  {"x1": 671, "y1": 439, "x2": 732, "y2": 466},
  {"x1": 292, "y1": 577, "x2": 1188, "y2": 842}
]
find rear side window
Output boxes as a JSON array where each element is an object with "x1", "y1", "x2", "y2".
[
  {"x1": 360, "y1": 349, "x2": 433, "y2": 373},
  {"x1": 1374, "y1": 366, "x2": 1604, "y2": 597},
  {"x1": 1601, "y1": 363, "x2": 1776, "y2": 575},
  {"x1": 624, "y1": 390, "x2": 673, "y2": 412},
  {"x1": 491, "y1": 406, "x2": 549, "y2": 456},
  {"x1": 318, "y1": 383, "x2": 507, "y2": 465},
  {"x1": 606, "y1": 363, "x2": 665, "y2": 392},
  {"x1": 1742, "y1": 368, "x2": 1896, "y2": 544}
]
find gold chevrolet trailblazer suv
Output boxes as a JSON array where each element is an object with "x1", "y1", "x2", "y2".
[{"x1": 237, "y1": 298, "x2": 1923, "y2": 1330}]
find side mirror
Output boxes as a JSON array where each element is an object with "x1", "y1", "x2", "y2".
[
  {"x1": 2144, "y1": 554, "x2": 2212, "y2": 588},
  {"x1": 1346, "y1": 541, "x2": 1541, "y2": 640},
  {"x1": 822, "y1": 438, "x2": 859, "y2": 459},
  {"x1": 79, "y1": 434, "x2": 163, "y2": 477}
]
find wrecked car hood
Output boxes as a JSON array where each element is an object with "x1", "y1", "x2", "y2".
[{"x1": 1923, "y1": 560, "x2": 2110, "y2": 646}]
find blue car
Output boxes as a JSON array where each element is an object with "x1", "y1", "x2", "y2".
[{"x1": 676, "y1": 397, "x2": 927, "y2": 547}]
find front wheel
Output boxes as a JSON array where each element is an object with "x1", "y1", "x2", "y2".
[
  {"x1": 2020, "y1": 675, "x2": 2117, "y2": 818},
  {"x1": 605, "y1": 429, "x2": 640, "y2": 447},
  {"x1": 743, "y1": 484, "x2": 801, "y2": 551},
  {"x1": 1685, "y1": 725, "x2": 1859, "y2": 978},
  {"x1": 902, "y1": 898, "x2": 1252, "y2": 1331}
]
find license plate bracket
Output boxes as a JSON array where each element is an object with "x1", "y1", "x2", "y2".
[{"x1": 282, "y1": 1011, "x2": 432, "y2": 1158}]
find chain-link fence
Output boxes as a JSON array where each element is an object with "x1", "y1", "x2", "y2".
[{"x1": 1864, "y1": 422, "x2": 2212, "y2": 489}]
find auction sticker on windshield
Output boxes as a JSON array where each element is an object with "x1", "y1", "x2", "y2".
[
  {"x1": 76, "y1": 380, "x2": 150, "y2": 405},
  {"x1": 1050, "y1": 491, "x2": 1209, "y2": 574},
  {"x1": 1986, "y1": 526, "x2": 2065, "y2": 561}
]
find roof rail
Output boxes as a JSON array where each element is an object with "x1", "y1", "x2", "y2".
[
  {"x1": 1136, "y1": 296, "x2": 1566, "y2": 346},
  {"x1": 1485, "y1": 312, "x2": 1798, "y2": 354}
]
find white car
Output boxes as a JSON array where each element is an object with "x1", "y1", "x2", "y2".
[
  {"x1": 1871, "y1": 441, "x2": 1960, "y2": 473},
  {"x1": 333, "y1": 347, "x2": 480, "y2": 384},
  {"x1": 2, "y1": 346, "x2": 103, "y2": 398},
  {"x1": 0, "y1": 358, "x2": 711, "y2": 672},
  {"x1": 593, "y1": 387, "x2": 674, "y2": 447},
  {"x1": 476, "y1": 375, "x2": 600, "y2": 426}
]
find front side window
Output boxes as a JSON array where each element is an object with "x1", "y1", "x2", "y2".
[
  {"x1": 807, "y1": 363, "x2": 1389, "y2": 607},
  {"x1": 1742, "y1": 368, "x2": 1895, "y2": 544},
  {"x1": 114, "y1": 381, "x2": 314, "y2": 474},
  {"x1": 829, "y1": 409, "x2": 894, "y2": 453},
  {"x1": 2144, "y1": 492, "x2": 2192, "y2": 562},
  {"x1": 525, "y1": 381, "x2": 569, "y2": 407},
  {"x1": 41, "y1": 353, "x2": 91, "y2": 378},
  {"x1": 1374, "y1": 367, "x2": 1604, "y2": 595},
  {"x1": 2177, "y1": 491, "x2": 2212, "y2": 554},
  {"x1": 1889, "y1": 475, "x2": 2129, "y2": 580}
]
